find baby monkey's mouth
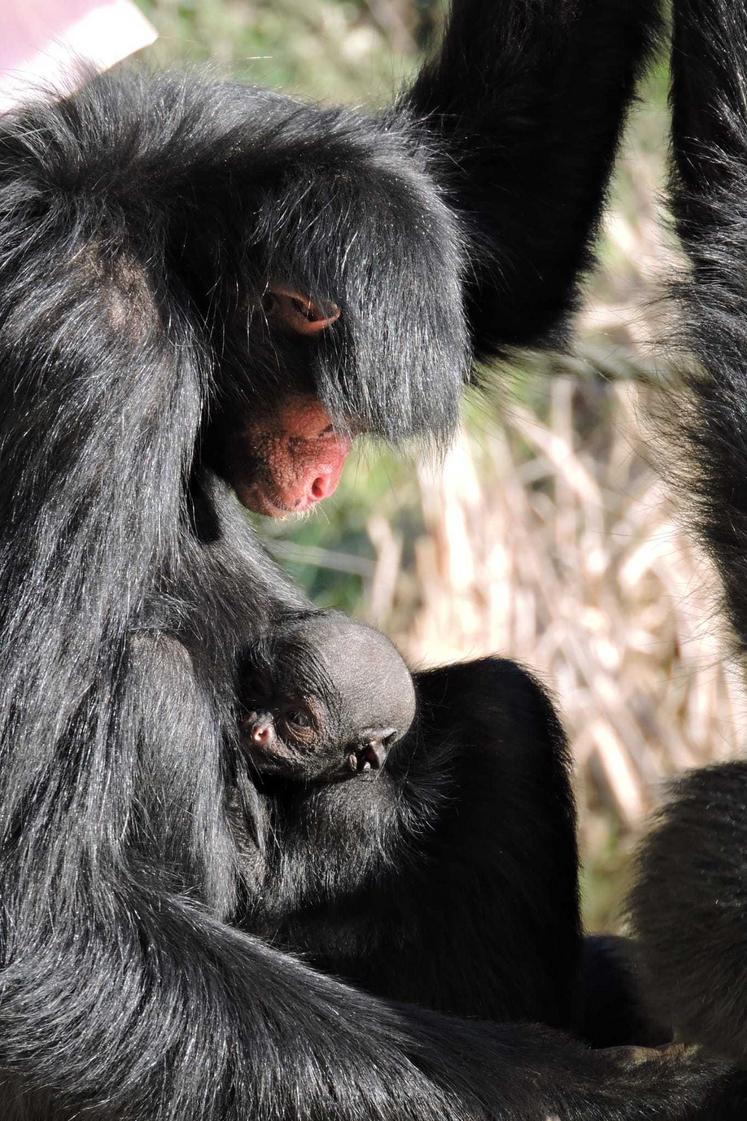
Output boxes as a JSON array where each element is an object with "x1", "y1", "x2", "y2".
[{"x1": 344, "y1": 731, "x2": 396, "y2": 775}]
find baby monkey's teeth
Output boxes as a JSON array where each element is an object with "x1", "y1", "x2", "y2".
[
  {"x1": 347, "y1": 731, "x2": 395, "y2": 775},
  {"x1": 356, "y1": 740, "x2": 388, "y2": 771}
]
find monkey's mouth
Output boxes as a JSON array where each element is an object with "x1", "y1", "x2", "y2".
[
  {"x1": 236, "y1": 484, "x2": 319, "y2": 519},
  {"x1": 229, "y1": 396, "x2": 354, "y2": 518},
  {"x1": 235, "y1": 446, "x2": 352, "y2": 517},
  {"x1": 344, "y1": 734, "x2": 393, "y2": 775}
]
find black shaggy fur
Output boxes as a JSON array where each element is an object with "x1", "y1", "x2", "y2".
[
  {"x1": 0, "y1": 0, "x2": 743, "y2": 1118},
  {"x1": 234, "y1": 655, "x2": 580, "y2": 1029},
  {"x1": 630, "y1": 0, "x2": 747, "y2": 1075},
  {"x1": 233, "y1": 615, "x2": 665, "y2": 1044}
]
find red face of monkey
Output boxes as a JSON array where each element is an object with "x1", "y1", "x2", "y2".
[
  {"x1": 228, "y1": 284, "x2": 352, "y2": 518},
  {"x1": 229, "y1": 394, "x2": 352, "y2": 518}
]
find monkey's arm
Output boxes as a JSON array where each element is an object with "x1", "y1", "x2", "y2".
[
  {"x1": 408, "y1": 0, "x2": 661, "y2": 357},
  {"x1": 663, "y1": 0, "x2": 747, "y2": 653},
  {"x1": 629, "y1": 0, "x2": 747, "y2": 1069}
]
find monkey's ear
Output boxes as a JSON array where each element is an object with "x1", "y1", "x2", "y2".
[{"x1": 263, "y1": 285, "x2": 341, "y2": 336}]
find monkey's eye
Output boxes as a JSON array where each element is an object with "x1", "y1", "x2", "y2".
[
  {"x1": 260, "y1": 291, "x2": 277, "y2": 315},
  {"x1": 285, "y1": 707, "x2": 311, "y2": 729},
  {"x1": 277, "y1": 702, "x2": 319, "y2": 747}
]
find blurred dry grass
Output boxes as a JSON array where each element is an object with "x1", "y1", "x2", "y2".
[{"x1": 376, "y1": 377, "x2": 744, "y2": 925}]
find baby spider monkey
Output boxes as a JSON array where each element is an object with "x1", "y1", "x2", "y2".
[
  {"x1": 239, "y1": 612, "x2": 416, "y2": 782},
  {"x1": 229, "y1": 610, "x2": 581, "y2": 1033}
]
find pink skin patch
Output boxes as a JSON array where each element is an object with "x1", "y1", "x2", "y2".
[
  {"x1": 232, "y1": 396, "x2": 353, "y2": 518},
  {"x1": 0, "y1": 1, "x2": 157, "y2": 113}
]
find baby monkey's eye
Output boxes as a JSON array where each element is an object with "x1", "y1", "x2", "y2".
[
  {"x1": 285, "y1": 707, "x2": 312, "y2": 729},
  {"x1": 277, "y1": 698, "x2": 321, "y2": 745}
]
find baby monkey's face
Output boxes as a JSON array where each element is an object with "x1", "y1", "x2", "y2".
[
  {"x1": 241, "y1": 685, "x2": 393, "y2": 780},
  {"x1": 238, "y1": 615, "x2": 416, "y2": 783}
]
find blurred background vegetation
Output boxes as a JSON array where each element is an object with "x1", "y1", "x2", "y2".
[{"x1": 133, "y1": 0, "x2": 744, "y2": 931}]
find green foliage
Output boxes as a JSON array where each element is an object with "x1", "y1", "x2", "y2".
[{"x1": 134, "y1": 0, "x2": 425, "y2": 102}]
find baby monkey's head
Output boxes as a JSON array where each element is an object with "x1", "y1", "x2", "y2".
[{"x1": 240, "y1": 613, "x2": 416, "y2": 781}]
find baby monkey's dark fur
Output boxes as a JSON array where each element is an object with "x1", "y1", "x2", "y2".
[
  {"x1": 233, "y1": 614, "x2": 668, "y2": 1049},
  {"x1": 231, "y1": 644, "x2": 581, "y2": 1029}
]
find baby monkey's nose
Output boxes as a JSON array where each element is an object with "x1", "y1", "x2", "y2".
[{"x1": 247, "y1": 712, "x2": 276, "y2": 748}]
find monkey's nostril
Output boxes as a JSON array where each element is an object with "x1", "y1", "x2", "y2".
[
  {"x1": 251, "y1": 721, "x2": 275, "y2": 747},
  {"x1": 311, "y1": 473, "x2": 335, "y2": 501}
]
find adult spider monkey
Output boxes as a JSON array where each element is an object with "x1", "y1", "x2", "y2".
[{"x1": 0, "y1": 0, "x2": 743, "y2": 1118}]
